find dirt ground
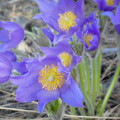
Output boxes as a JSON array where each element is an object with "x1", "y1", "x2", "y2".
[{"x1": 0, "y1": 0, "x2": 120, "y2": 119}]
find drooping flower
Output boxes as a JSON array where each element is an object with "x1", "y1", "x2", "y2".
[
  {"x1": 34, "y1": 0, "x2": 84, "y2": 44},
  {"x1": 11, "y1": 55, "x2": 83, "y2": 113},
  {"x1": 93, "y1": 0, "x2": 119, "y2": 11},
  {"x1": 40, "y1": 41, "x2": 81, "y2": 72},
  {"x1": 0, "y1": 21, "x2": 24, "y2": 52},
  {"x1": 0, "y1": 53, "x2": 13, "y2": 83},
  {"x1": 101, "y1": 4, "x2": 120, "y2": 35}
]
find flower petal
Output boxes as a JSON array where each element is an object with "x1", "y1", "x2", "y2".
[
  {"x1": 93, "y1": 0, "x2": 105, "y2": 11},
  {"x1": 37, "y1": 89, "x2": 60, "y2": 113},
  {"x1": 85, "y1": 34, "x2": 99, "y2": 51},
  {"x1": 0, "y1": 76, "x2": 10, "y2": 84},
  {"x1": 0, "y1": 21, "x2": 24, "y2": 52},
  {"x1": 10, "y1": 68, "x2": 40, "y2": 87},
  {"x1": 0, "y1": 53, "x2": 12, "y2": 83},
  {"x1": 60, "y1": 77, "x2": 83, "y2": 107},
  {"x1": 101, "y1": 11, "x2": 116, "y2": 24},
  {"x1": 2, "y1": 51, "x2": 16, "y2": 62},
  {"x1": 116, "y1": 5, "x2": 120, "y2": 23},
  {"x1": 42, "y1": 27, "x2": 54, "y2": 43},
  {"x1": 12, "y1": 61, "x2": 28, "y2": 74},
  {"x1": 115, "y1": 23, "x2": 120, "y2": 35},
  {"x1": 58, "y1": 0, "x2": 76, "y2": 13},
  {"x1": 0, "y1": 29, "x2": 9, "y2": 42},
  {"x1": 15, "y1": 82, "x2": 42, "y2": 103}
]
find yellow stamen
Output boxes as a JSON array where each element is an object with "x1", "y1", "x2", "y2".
[
  {"x1": 89, "y1": 22, "x2": 92, "y2": 26},
  {"x1": 106, "y1": 0, "x2": 114, "y2": 6},
  {"x1": 58, "y1": 11, "x2": 76, "y2": 32},
  {"x1": 38, "y1": 64, "x2": 64, "y2": 91},
  {"x1": 59, "y1": 52, "x2": 72, "y2": 67},
  {"x1": 85, "y1": 34, "x2": 92, "y2": 47}
]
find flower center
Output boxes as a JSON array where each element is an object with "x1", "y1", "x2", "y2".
[
  {"x1": 58, "y1": 11, "x2": 76, "y2": 32},
  {"x1": 58, "y1": 52, "x2": 72, "y2": 67},
  {"x1": 85, "y1": 34, "x2": 92, "y2": 47},
  {"x1": 38, "y1": 64, "x2": 64, "y2": 91},
  {"x1": 106, "y1": 0, "x2": 114, "y2": 6}
]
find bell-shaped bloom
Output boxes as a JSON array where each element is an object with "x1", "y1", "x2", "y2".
[
  {"x1": 11, "y1": 55, "x2": 83, "y2": 113},
  {"x1": 101, "y1": 4, "x2": 120, "y2": 34},
  {"x1": 77, "y1": 21, "x2": 100, "y2": 51},
  {"x1": 34, "y1": 0, "x2": 84, "y2": 43},
  {"x1": 84, "y1": 23, "x2": 100, "y2": 51},
  {"x1": 0, "y1": 53, "x2": 13, "y2": 83},
  {"x1": 76, "y1": 12, "x2": 100, "y2": 51},
  {"x1": 40, "y1": 41, "x2": 81, "y2": 72},
  {"x1": 93, "y1": 0, "x2": 119, "y2": 11},
  {"x1": 0, "y1": 21, "x2": 24, "y2": 52}
]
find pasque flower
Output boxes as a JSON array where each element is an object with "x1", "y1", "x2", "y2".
[
  {"x1": 34, "y1": 0, "x2": 84, "y2": 43},
  {"x1": 0, "y1": 51, "x2": 27, "y2": 84},
  {"x1": 101, "y1": 4, "x2": 120, "y2": 35},
  {"x1": 76, "y1": 12, "x2": 100, "y2": 51},
  {"x1": 83, "y1": 22, "x2": 100, "y2": 51},
  {"x1": 0, "y1": 21, "x2": 24, "y2": 52},
  {"x1": 93, "y1": 0, "x2": 119, "y2": 11},
  {"x1": 11, "y1": 55, "x2": 83, "y2": 113},
  {"x1": 40, "y1": 41, "x2": 81, "y2": 72}
]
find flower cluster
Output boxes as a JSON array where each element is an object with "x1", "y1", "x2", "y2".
[{"x1": 1, "y1": 0, "x2": 119, "y2": 114}]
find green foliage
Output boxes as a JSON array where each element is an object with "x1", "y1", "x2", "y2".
[{"x1": 46, "y1": 99, "x2": 61, "y2": 116}]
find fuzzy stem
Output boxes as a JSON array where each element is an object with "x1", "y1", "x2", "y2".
[
  {"x1": 117, "y1": 34, "x2": 120, "y2": 60},
  {"x1": 70, "y1": 107, "x2": 76, "y2": 120},
  {"x1": 78, "y1": 62, "x2": 94, "y2": 115},
  {"x1": 84, "y1": 57, "x2": 90, "y2": 97},
  {"x1": 73, "y1": 34, "x2": 76, "y2": 46},
  {"x1": 79, "y1": 108, "x2": 90, "y2": 120},
  {"x1": 79, "y1": 108, "x2": 86, "y2": 116},
  {"x1": 91, "y1": 58, "x2": 96, "y2": 108},
  {"x1": 99, "y1": 61, "x2": 120, "y2": 116},
  {"x1": 97, "y1": 47, "x2": 102, "y2": 96}
]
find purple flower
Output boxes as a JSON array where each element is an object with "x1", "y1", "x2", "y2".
[
  {"x1": 0, "y1": 53, "x2": 12, "y2": 83},
  {"x1": 0, "y1": 21, "x2": 24, "y2": 52},
  {"x1": 101, "y1": 4, "x2": 120, "y2": 34},
  {"x1": 77, "y1": 21, "x2": 100, "y2": 51},
  {"x1": 0, "y1": 51, "x2": 27, "y2": 84},
  {"x1": 40, "y1": 41, "x2": 81, "y2": 72},
  {"x1": 34, "y1": 0, "x2": 84, "y2": 43},
  {"x1": 11, "y1": 55, "x2": 83, "y2": 113},
  {"x1": 93, "y1": 0, "x2": 119, "y2": 11}
]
